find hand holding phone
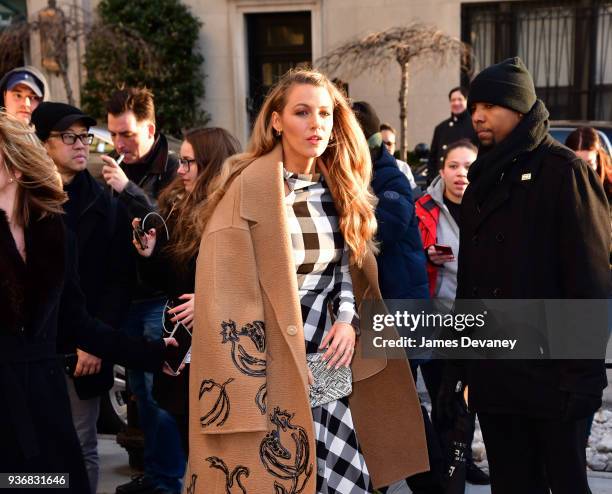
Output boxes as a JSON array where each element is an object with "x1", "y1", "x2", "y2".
[
  {"x1": 433, "y1": 244, "x2": 453, "y2": 256},
  {"x1": 131, "y1": 218, "x2": 156, "y2": 256},
  {"x1": 164, "y1": 324, "x2": 192, "y2": 375},
  {"x1": 427, "y1": 244, "x2": 455, "y2": 265}
]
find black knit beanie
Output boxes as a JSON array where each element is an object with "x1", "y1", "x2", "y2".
[
  {"x1": 352, "y1": 101, "x2": 380, "y2": 139},
  {"x1": 468, "y1": 57, "x2": 537, "y2": 114}
]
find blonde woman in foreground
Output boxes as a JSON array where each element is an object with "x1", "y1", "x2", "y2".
[{"x1": 186, "y1": 69, "x2": 428, "y2": 494}]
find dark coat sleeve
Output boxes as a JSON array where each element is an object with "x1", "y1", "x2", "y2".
[
  {"x1": 556, "y1": 158, "x2": 610, "y2": 396},
  {"x1": 375, "y1": 171, "x2": 416, "y2": 248},
  {"x1": 118, "y1": 156, "x2": 178, "y2": 219},
  {"x1": 96, "y1": 200, "x2": 135, "y2": 328},
  {"x1": 558, "y1": 159, "x2": 611, "y2": 298},
  {"x1": 58, "y1": 232, "x2": 165, "y2": 372}
]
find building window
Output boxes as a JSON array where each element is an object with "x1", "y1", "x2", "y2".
[
  {"x1": 246, "y1": 11, "x2": 312, "y2": 127},
  {"x1": 462, "y1": 0, "x2": 612, "y2": 121}
]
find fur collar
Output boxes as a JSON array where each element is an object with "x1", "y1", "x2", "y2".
[{"x1": 0, "y1": 211, "x2": 65, "y2": 333}]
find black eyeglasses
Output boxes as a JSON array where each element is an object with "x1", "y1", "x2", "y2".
[
  {"x1": 49, "y1": 132, "x2": 94, "y2": 145},
  {"x1": 178, "y1": 158, "x2": 197, "y2": 172}
]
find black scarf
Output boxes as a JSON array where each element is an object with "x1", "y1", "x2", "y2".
[{"x1": 467, "y1": 99, "x2": 549, "y2": 206}]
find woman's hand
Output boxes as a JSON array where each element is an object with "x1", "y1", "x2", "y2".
[
  {"x1": 319, "y1": 321, "x2": 356, "y2": 369},
  {"x1": 427, "y1": 245, "x2": 454, "y2": 265},
  {"x1": 167, "y1": 293, "x2": 195, "y2": 329},
  {"x1": 131, "y1": 218, "x2": 156, "y2": 258},
  {"x1": 161, "y1": 337, "x2": 185, "y2": 376}
]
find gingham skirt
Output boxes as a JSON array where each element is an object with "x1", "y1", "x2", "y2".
[
  {"x1": 284, "y1": 169, "x2": 373, "y2": 494},
  {"x1": 312, "y1": 398, "x2": 373, "y2": 493}
]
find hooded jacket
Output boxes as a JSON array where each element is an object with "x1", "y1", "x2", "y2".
[{"x1": 416, "y1": 176, "x2": 460, "y2": 311}]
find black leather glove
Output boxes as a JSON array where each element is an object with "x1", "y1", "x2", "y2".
[{"x1": 435, "y1": 360, "x2": 467, "y2": 427}]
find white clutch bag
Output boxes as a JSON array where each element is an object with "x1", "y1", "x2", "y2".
[{"x1": 306, "y1": 353, "x2": 353, "y2": 408}]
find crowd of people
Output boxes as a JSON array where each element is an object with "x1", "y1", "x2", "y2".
[{"x1": 0, "y1": 55, "x2": 610, "y2": 494}]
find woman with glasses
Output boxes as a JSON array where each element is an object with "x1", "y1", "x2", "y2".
[
  {"x1": 0, "y1": 111, "x2": 175, "y2": 493},
  {"x1": 132, "y1": 126, "x2": 241, "y2": 453},
  {"x1": 184, "y1": 69, "x2": 428, "y2": 494}
]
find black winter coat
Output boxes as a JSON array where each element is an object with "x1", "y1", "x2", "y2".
[
  {"x1": 0, "y1": 212, "x2": 165, "y2": 493},
  {"x1": 426, "y1": 110, "x2": 477, "y2": 184},
  {"x1": 456, "y1": 135, "x2": 611, "y2": 418},
  {"x1": 117, "y1": 133, "x2": 178, "y2": 220},
  {"x1": 372, "y1": 145, "x2": 429, "y2": 299},
  {"x1": 62, "y1": 170, "x2": 135, "y2": 399},
  {"x1": 115, "y1": 133, "x2": 178, "y2": 301}
]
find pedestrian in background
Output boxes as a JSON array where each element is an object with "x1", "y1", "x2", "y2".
[
  {"x1": 0, "y1": 110, "x2": 174, "y2": 493},
  {"x1": 426, "y1": 87, "x2": 477, "y2": 185},
  {"x1": 416, "y1": 138, "x2": 490, "y2": 488},
  {"x1": 31, "y1": 102, "x2": 134, "y2": 494},
  {"x1": 0, "y1": 66, "x2": 47, "y2": 124},
  {"x1": 565, "y1": 127, "x2": 612, "y2": 208},
  {"x1": 379, "y1": 122, "x2": 419, "y2": 192},
  {"x1": 102, "y1": 87, "x2": 183, "y2": 494},
  {"x1": 132, "y1": 127, "x2": 241, "y2": 455}
]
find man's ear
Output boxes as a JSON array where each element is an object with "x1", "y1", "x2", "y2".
[{"x1": 147, "y1": 122, "x2": 156, "y2": 139}]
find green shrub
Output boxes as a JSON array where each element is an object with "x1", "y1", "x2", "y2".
[{"x1": 81, "y1": 0, "x2": 208, "y2": 137}]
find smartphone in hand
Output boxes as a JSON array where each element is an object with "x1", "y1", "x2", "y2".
[
  {"x1": 133, "y1": 224, "x2": 147, "y2": 250},
  {"x1": 433, "y1": 244, "x2": 453, "y2": 256},
  {"x1": 165, "y1": 324, "x2": 192, "y2": 375}
]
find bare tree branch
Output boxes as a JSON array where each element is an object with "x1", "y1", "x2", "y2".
[{"x1": 317, "y1": 23, "x2": 472, "y2": 157}]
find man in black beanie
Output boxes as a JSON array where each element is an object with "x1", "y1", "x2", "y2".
[{"x1": 439, "y1": 57, "x2": 610, "y2": 493}]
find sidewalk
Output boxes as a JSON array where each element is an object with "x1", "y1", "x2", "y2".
[{"x1": 98, "y1": 435, "x2": 612, "y2": 494}]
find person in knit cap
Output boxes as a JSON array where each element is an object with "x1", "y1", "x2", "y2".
[{"x1": 438, "y1": 57, "x2": 610, "y2": 493}]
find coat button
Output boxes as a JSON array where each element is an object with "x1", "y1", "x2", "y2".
[
  {"x1": 286, "y1": 325, "x2": 298, "y2": 336},
  {"x1": 449, "y1": 121, "x2": 454, "y2": 127},
  {"x1": 472, "y1": 286, "x2": 479, "y2": 296},
  {"x1": 496, "y1": 232, "x2": 505, "y2": 242},
  {"x1": 20, "y1": 326, "x2": 25, "y2": 332},
  {"x1": 493, "y1": 288, "x2": 502, "y2": 297},
  {"x1": 472, "y1": 234, "x2": 478, "y2": 245}
]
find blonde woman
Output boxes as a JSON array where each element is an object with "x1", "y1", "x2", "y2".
[
  {"x1": 0, "y1": 111, "x2": 172, "y2": 493},
  {"x1": 187, "y1": 69, "x2": 428, "y2": 493}
]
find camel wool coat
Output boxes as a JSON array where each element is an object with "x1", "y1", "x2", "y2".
[{"x1": 185, "y1": 145, "x2": 428, "y2": 494}]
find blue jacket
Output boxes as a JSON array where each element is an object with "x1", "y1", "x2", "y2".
[{"x1": 371, "y1": 145, "x2": 429, "y2": 299}]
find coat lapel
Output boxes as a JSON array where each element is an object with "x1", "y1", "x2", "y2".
[{"x1": 240, "y1": 145, "x2": 308, "y2": 386}]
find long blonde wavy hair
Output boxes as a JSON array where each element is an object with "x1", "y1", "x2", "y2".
[
  {"x1": 199, "y1": 69, "x2": 377, "y2": 266},
  {"x1": 0, "y1": 111, "x2": 66, "y2": 226}
]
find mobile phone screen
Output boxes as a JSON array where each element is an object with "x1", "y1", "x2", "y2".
[{"x1": 165, "y1": 324, "x2": 192, "y2": 374}]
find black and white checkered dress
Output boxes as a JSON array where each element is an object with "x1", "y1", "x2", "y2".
[{"x1": 284, "y1": 168, "x2": 373, "y2": 494}]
